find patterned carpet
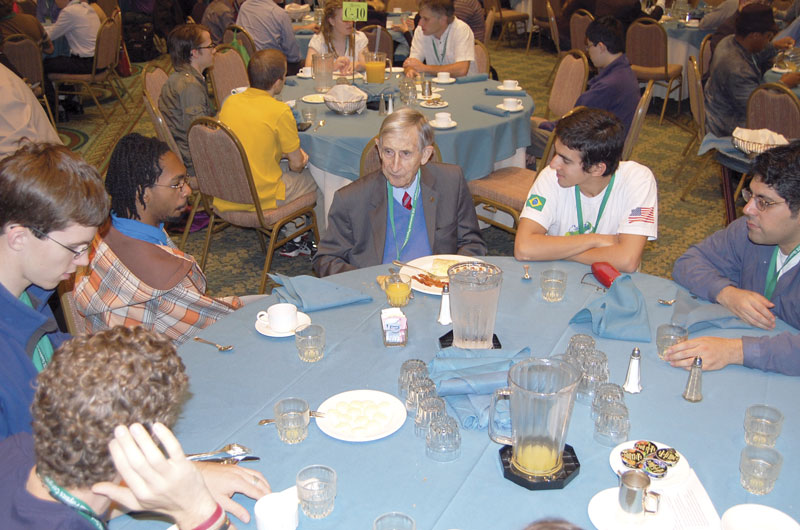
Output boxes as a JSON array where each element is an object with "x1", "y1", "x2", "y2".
[{"x1": 61, "y1": 38, "x2": 734, "y2": 298}]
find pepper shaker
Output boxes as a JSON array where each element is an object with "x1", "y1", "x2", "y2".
[{"x1": 682, "y1": 356, "x2": 702, "y2": 402}]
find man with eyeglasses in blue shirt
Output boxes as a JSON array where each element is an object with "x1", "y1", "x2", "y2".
[{"x1": 669, "y1": 141, "x2": 800, "y2": 376}]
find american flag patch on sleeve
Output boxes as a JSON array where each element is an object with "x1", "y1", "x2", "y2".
[{"x1": 628, "y1": 207, "x2": 655, "y2": 223}]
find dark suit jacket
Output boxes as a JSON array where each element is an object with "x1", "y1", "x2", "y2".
[{"x1": 313, "y1": 162, "x2": 487, "y2": 277}]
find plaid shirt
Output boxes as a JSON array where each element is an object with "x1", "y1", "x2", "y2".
[{"x1": 74, "y1": 228, "x2": 241, "y2": 345}]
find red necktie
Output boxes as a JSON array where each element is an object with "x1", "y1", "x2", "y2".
[{"x1": 402, "y1": 191, "x2": 412, "y2": 211}]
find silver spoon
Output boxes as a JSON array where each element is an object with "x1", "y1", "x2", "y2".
[
  {"x1": 193, "y1": 337, "x2": 233, "y2": 351},
  {"x1": 657, "y1": 298, "x2": 676, "y2": 306},
  {"x1": 522, "y1": 265, "x2": 531, "y2": 280},
  {"x1": 313, "y1": 119, "x2": 326, "y2": 132},
  {"x1": 186, "y1": 442, "x2": 252, "y2": 461}
]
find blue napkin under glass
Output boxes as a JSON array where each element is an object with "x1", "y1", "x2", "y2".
[
  {"x1": 269, "y1": 273, "x2": 373, "y2": 312},
  {"x1": 455, "y1": 73, "x2": 489, "y2": 84},
  {"x1": 284, "y1": 78, "x2": 297, "y2": 86},
  {"x1": 670, "y1": 288, "x2": 755, "y2": 333},
  {"x1": 473, "y1": 104, "x2": 509, "y2": 117},
  {"x1": 483, "y1": 87, "x2": 526, "y2": 97},
  {"x1": 570, "y1": 275, "x2": 652, "y2": 342}
]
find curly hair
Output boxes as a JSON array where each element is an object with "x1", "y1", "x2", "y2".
[
  {"x1": 105, "y1": 133, "x2": 171, "y2": 220},
  {"x1": 32, "y1": 326, "x2": 188, "y2": 489},
  {"x1": 554, "y1": 107, "x2": 624, "y2": 176},
  {"x1": 750, "y1": 139, "x2": 800, "y2": 215},
  {"x1": 0, "y1": 142, "x2": 109, "y2": 233},
  {"x1": 320, "y1": 0, "x2": 347, "y2": 57}
]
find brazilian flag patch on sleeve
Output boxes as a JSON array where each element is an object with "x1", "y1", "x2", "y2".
[{"x1": 526, "y1": 194, "x2": 546, "y2": 211}]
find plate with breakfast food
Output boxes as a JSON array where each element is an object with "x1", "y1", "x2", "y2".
[{"x1": 399, "y1": 254, "x2": 485, "y2": 295}]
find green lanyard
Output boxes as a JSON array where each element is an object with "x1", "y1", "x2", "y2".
[
  {"x1": 41, "y1": 475, "x2": 107, "y2": 530},
  {"x1": 386, "y1": 171, "x2": 421, "y2": 260},
  {"x1": 575, "y1": 173, "x2": 616, "y2": 234},
  {"x1": 432, "y1": 29, "x2": 450, "y2": 64},
  {"x1": 19, "y1": 291, "x2": 55, "y2": 372},
  {"x1": 764, "y1": 244, "x2": 800, "y2": 300}
]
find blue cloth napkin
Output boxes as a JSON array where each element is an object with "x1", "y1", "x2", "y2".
[
  {"x1": 570, "y1": 275, "x2": 652, "y2": 342},
  {"x1": 269, "y1": 273, "x2": 372, "y2": 312},
  {"x1": 284, "y1": 78, "x2": 297, "y2": 86},
  {"x1": 473, "y1": 104, "x2": 509, "y2": 117},
  {"x1": 670, "y1": 289, "x2": 756, "y2": 333},
  {"x1": 355, "y1": 81, "x2": 399, "y2": 102},
  {"x1": 428, "y1": 347, "x2": 530, "y2": 431},
  {"x1": 484, "y1": 87, "x2": 526, "y2": 97},
  {"x1": 455, "y1": 73, "x2": 488, "y2": 84}
]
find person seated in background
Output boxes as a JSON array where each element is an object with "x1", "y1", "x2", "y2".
[
  {"x1": 74, "y1": 134, "x2": 243, "y2": 344},
  {"x1": 36, "y1": 0, "x2": 61, "y2": 23},
  {"x1": 313, "y1": 108, "x2": 486, "y2": 277},
  {"x1": 528, "y1": 16, "x2": 640, "y2": 162},
  {"x1": 0, "y1": 0, "x2": 54, "y2": 54},
  {"x1": 201, "y1": 0, "x2": 236, "y2": 44},
  {"x1": 708, "y1": 0, "x2": 793, "y2": 52},
  {"x1": 556, "y1": 0, "x2": 659, "y2": 50},
  {"x1": 454, "y1": 0, "x2": 484, "y2": 43},
  {"x1": 403, "y1": 0, "x2": 477, "y2": 78},
  {"x1": 514, "y1": 108, "x2": 657, "y2": 273},
  {"x1": 305, "y1": 0, "x2": 368, "y2": 74},
  {"x1": 669, "y1": 142, "x2": 800, "y2": 376},
  {"x1": 0, "y1": 142, "x2": 108, "y2": 439},
  {"x1": 0, "y1": 326, "x2": 270, "y2": 528},
  {"x1": 699, "y1": 0, "x2": 740, "y2": 31},
  {"x1": 159, "y1": 23, "x2": 215, "y2": 177},
  {"x1": 42, "y1": 0, "x2": 100, "y2": 75},
  {"x1": 0, "y1": 64, "x2": 61, "y2": 159},
  {"x1": 704, "y1": 5, "x2": 798, "y2": 137}
]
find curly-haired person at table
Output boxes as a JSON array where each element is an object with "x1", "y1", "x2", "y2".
[
  {"x1": 0, "y1": 326, "x2": 270, "y2": 529},
  {"x1": 313, "y1": 108, "x2": 486, "y2": 277},
  {"x1": 668, "y1": 141, "x2": 800, "y2": 376},
  {"x1": 514, "y1": 108, "x2": 657, "y2": 273},
  {"x1": 74, "y1": 133, "x2": 244, "y2": 345}
]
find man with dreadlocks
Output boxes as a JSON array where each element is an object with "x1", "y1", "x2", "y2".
[{"x1": 74, "y1": 133, "x2": 244, "y2": 345}]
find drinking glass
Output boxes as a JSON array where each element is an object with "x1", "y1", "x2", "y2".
[
  {"x1": 541, "y1": 268, "x2": 567, "y2": 302},
  {"x1": 295, "y1": 324, "x2": 325, "y2": 363},
  {"x1": 301, "y1": 107, "x2": 316, "y2": 125},
  {"x1": 398, "y1": 360, "x2": 427, "y2": 399},
  {"x1": 405, "y1": 377, "x2": 436, "y2": 412},
  {"x1": 426, "y1": 416, "x2": 461, "y2": 462},
  {"x1": 448, "y1": 262, "x2": 503, "y2": 349},
  {"x1": 740, "y1": 446, "x2": 782, "y2": 495},
  {"x1": 593, "y1": 401, "x2": 630, "y2": 446},
  {"x1": 565, "y1": 333, "x2": 595, "y2": 368},
  {"x1": 576, "y1": 349, "x2": 609, "y2": 404},
  {"x1": 656, "y1": 324, "x2": 688, "y2": 360},
  {"x1": 591, "y1": 382, "x2": 625, "y2": 420},
  {"x1": 374, "y1": 512, "x2": 416, "y2": 530},
  {"x1": 415, "y1": 396, "x2": 446, "y2": 437},
  {"x1": 744, "y1": 404, "x2": 784, "y2": 447},
  {"x1": 274, "y1": 397, "x2": 310, "y2": 444},
  {"x1": 296, "y1": 465, "x2": 337, "y2": 518}
]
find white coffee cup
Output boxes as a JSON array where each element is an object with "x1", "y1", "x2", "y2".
[
  {"x1": 502, "y1": 79, "x2": 519, "y2": 90},
  {"x1": 257, "y1": 303, "x2": 298, "y2": 333},
  {"x1": 299, "y1": 66, "x2": 312, "y2": 76},
  {"x1": 503, "y1": 98, "x2": 522, "y2": 111},
  {"x1": 436, "y1": 71, "x2": 451, "y2": 82},
  {"x1": 434, "y1": 112, "x2": 452, "y2": 126},
  {"x1": 393, "y1": 7, "x2": 402, "y2": 12}
]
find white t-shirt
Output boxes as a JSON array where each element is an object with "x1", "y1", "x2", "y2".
[
  {"x1": 520, "y1": 160, "x2": 658, "y2": 240},
  {"x1": 409, "y1": 17, "x2": 476, "y2": 75},
  {"x1": 308, "y1": 31, "x2": 368, "y2": 60}
]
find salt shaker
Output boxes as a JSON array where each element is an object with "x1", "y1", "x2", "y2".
[
  {"x1": 387, "y1": 94, "x2": 394, "y2": 114},
  {"x1": 622, "y1": 347, "x2": 642, "y2": 394},
  {"x1": 378, "y1": 94, "x2": 386, "y2": 115},
  {"x1": 437, "y1": 284, "x2": 451, "y2": 325},
  {"x1": 682, "y1": 356, "x2": 702, "y2": 402}
]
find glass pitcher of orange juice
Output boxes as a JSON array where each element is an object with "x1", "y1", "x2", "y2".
[{"x1": 364, "y1": 51, "x2": 389, "y2": 84}]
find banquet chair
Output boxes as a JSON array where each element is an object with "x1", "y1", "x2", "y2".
[
  {"x1": 536, "y1": 105, "x2": 587, "y2": 172},
  {"x1": 569, "y1": 9, "x2": 594, "y2": 53},
  {"x1": 621, "y1": 79, "x2": 654, "y2": 161},
  {"x1": 188, "y1": 117, "x2": 319, "y2": 294},
  {"x1": 359, "y1": 135, "x2": 443, "y2": 177},
  {"x1": 485, "y1": 0, "x2": 529, "y2": 49},
  {"x1": 746, "y1": 82, "x2": 800, "y2": 139},
  {"x1": 539, "y1": 2, "x2": 563, "y2": 85},
  {"x1": 673, "y1": 57, "x2": 714, "y2": 199},
  {"x1": 625, "y1": 17, "x2": 682, "y2": 125},
  {"x1": 386, "y1": 0, "x2": 418, "y2": 11},
  {"x1": 528, "y1": 0, "x2": 550, "y2": 49},
  {"x1": 57, "y1": 281, "x2": 87, "y2": 336},
  {"x1": 209, "y1": 44, "x2": 249, "y2": 108},
  {"x1": 473, "y1": 39, "x2": 491, "y2": 74},
  {"x1": 483, "y1": 10, "x2": 496, "y2": 44},
  {"x1": 48, "y1": 18, "x2": 128, "y2": 123},
  {"x1": 699, "y1": 33, "x2": 712, "y2": 79},
  {"x1": 541, "y1": 49, "x2": 588, "y2": 120},
  {"x1": 108, "y1": 8, "x2": 132, "y2": 102},
  {"x1": 223, "y1": 24, "x2": 256, "y2": 62},
  {"x1": 361, "y1": 25, "x2": 394, "y2": 58},
  {"x1": 2, "y1": 34, "x2": 56, "y2": 126},
  {"x1": 469, "y1": 167, "x2": 539, "y2": 234}
]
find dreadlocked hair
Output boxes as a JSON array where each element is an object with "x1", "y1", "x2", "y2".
[{"x1": 105, "y1": 133, "x2": 171, "y2": 220}]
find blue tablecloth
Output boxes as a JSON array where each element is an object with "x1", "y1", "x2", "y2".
[
  {"x1": 763, "y1": 68, "x2": 800, "y2": 98},
  {"x1": 282, "y1": 78, "x2": 534, "y2": 181},
  {"x1": 662, "y1": 20, "x2": 712, "y2": 50},
  {"x1": 109, "y1": 257, "x2": 799, "y2": 530}
]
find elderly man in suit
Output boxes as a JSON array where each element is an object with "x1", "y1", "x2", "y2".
[{"x1": 313, "y1": 108, "x2": 486, "y2": 277}]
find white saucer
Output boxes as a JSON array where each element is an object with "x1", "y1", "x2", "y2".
[
  {"x1": 721, "y1": 504, "x2": 800, "y2": 530},
  {"x1": 296, "y1": 72, "x2": 313, "y2": 79},
  {"x1": 588, "y1": 488, "x2": 672, "y2": 530},
  {"x1": 429, "y1": 120, "x2": 456, "y2": 129},
  {"x1": 301, "y1": 93, "x2": 325, "y2": 103},
  {"x1": 386, "y1": 66, "x2": 404, "y2": 73},
  {"x1": 433, "y1": 78, "x2": 456, "y2": 84},
  {"x1": 496, "y1": 103, "x2": 524, "y2": 113},
  {"x1": 254, "y1": 312, "x2": 311, "y2": 337},
  {"x1": 496, "y1": 84, "x2": 521, "y2": 91},
  {"x1": 772, "y1": 66, "x2": 791, "y2": 74},
  {"x1": 420, "y1": 100, "x2": 448, "y2": 109}
]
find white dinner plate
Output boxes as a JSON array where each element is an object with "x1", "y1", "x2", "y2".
[
  {"x1": 296, "y1": 72, "x2": 313, "y2": 79},
  {"x1": 301, "y1": 93, "x2": 325, "y2": 104},
  {"x1": 496, "y1": 103, "x2": 524, "y2": 113},
  {"x1": 399, "y1": 254, "x2": 485, "y2": 295},
  {"x1": 420, "y1": 100, "x2": 448, "y2": 109},
  {"x1": 609, "y1": 440, "x2": 690, "y2": 490},
  {"x1": 772, "y1": 66, "x2": 792, "y2": 74},
  {"x1": 429, "y1": 119, "x2": 456, "y2": 129},
  {"x1": 588, "y1": 488, "x2": 672, "y2": 530},
  {"x1": 721, "y1": 504, "x2": 800, "y2": 530},
  {"x1": 386, "y1": 66, "x2": 404, "y2": 73},
  {"x1": 333, "y1": 72, "x2": 364, "y2": 79},
  {"x1": 496, "y1": 84, "x2": 521, "y2": 91},
  {"x1": 254, "y1": 311, "x2": 311, "y2": 337},
  {"x1": 316, "y1": 390, "x2": 407, "y2": 442},
  {"x1": 433, "y1": 78, "x2": 456, "y2": 84}
]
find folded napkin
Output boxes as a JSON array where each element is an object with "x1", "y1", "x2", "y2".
[
  {"x1": 269, "y1": 273, "x2": 372, "y2": 312},
  {"x1": 429, "y1": 346, "x2": 530, "y2": 430},
  {"x1": 732, "y1": 126, "x2": 789, "y2": 147},
  {"x1": 484, "y1": 87, "x2": 526, "y2": 96},
  {"x1": 570, "y1": 275, "x2": 651, "y2": 342},
  {"x1": 669, "y1": 288, "x2": 756, "y2": 333},
  {"x1": 284, "y1": 78, "x2": 297, "y2": 86},
  {"x1": 455, "y1": 73, "x2": 489, "y2": 84},
  {"x1": 254, "y1": 486, "x2": 298, "y2": 530},
  {"x1": 355, "y1": 81, "x2": 399, "y2": 101},
  {"x1": 473, "y1": 103, "x2": 509, "y2": 117}
]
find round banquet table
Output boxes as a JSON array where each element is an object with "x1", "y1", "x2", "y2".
[
  {"x1": 108, "y1": 257, "x2": 799, "y2": 530},
  {"x1": 280, "y1": 78, "x2": 534, "y2": 227},
  {"x1": 656, "y1": 20, "x2": 712, "y2": 101}
]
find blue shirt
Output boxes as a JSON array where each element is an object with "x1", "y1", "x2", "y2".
[
  {"x1": 382, "y1": 176, "x2": 431, "y2": 263},
  {"x1": 111, "y1": 213, "x2": 170, "y2": 246}
]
